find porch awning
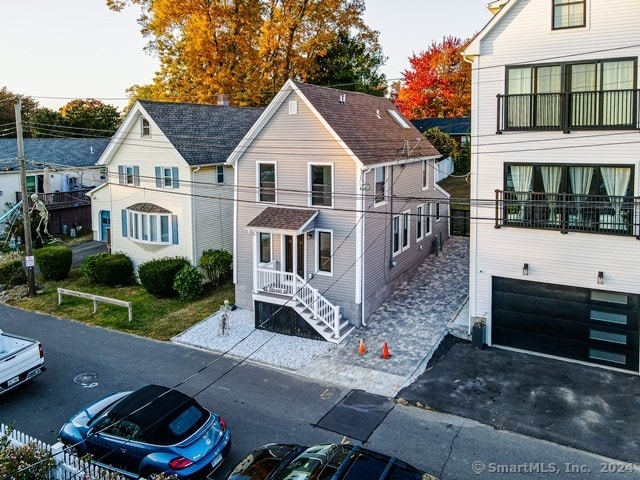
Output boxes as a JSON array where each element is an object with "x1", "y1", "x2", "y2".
[{"x1": 247, "y1": 207, "x2": 318, "y2": 235}]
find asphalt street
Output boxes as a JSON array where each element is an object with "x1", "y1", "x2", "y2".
[{"x1": 1, "y1": 305, "x2": 639, "y2": 479}]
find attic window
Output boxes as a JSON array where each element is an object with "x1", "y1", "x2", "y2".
[
  {"x1": 289, "y1": 100, "x2": 298, "y2": 115},
  {"x1": 388, "y1": 110, "x2": 411, "y2": 129},
  {"x1": 141, "y1": 118, "x2": 150, "y2": 136}
]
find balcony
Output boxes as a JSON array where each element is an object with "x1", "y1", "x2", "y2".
[
  {"x1": 16, "y1": 188, "x2": 92, "y2": 210},
  {"x1": 496, "y1": 90, "x2": 640, "y2": 133},
  {"x1": 495, "y1": 190, "x2": 639, "y2": 237}
]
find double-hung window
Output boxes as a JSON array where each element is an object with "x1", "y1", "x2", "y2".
[
  {"x1": 374, "y1": 166, "x2": 387, "y2": 204},
  {"x1": 425, "y1": 203, "x2": 432, "y2": 236},
  {"x1": 311, "y1": 165, "x2": 333, "y2": 207},
  {"x1": 392, "y1": 212, "x2": 410, "y2": 256},
  {"x1": 553, "y1": 0, "x2": 586, "y2": 30},
  {"x1": 118, "y1": 166, "x2": 140, "y2": 186},
  {"x1": 155, "y1": 167, "x2": 179, "y2": 188},
  {"x1": 258, "y1": 163, "x2": 276, "y2": 203},
  {"x1": 422, "y1": 160, "x2": 429, "y2": 189},
  {"x1": 416, "y1": 205, "x2": 424, "y2": 241},
  {"x1": 216, "y1": 165, "x2": 225, "y2": 184},
  {"x1": 141, "y1": 118, "x2": 151, "y2": 136},
  {"x1": 317, "y1": 230, "x2": 333, "y2": 274}
]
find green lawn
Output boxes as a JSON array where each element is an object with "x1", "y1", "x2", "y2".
[
  {"x1": 9, "y1": 269, "x2": 234, "y2": 341},
  {"x1": 438, "y1": 174, "x2": 471, "y2": 211}
]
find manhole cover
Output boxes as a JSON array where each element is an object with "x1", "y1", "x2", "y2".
[{"x1": 73, "y1": 373, "x2": 98, "y2": 387}]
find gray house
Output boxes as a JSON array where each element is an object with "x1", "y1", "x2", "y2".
[{"x1": 228, "y1": 80, "x2": 450, "y2": 343}]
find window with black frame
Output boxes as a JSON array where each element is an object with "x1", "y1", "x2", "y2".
[
  {"x1": 553, "y1": 0, "x2": 586, "y2": 30},
  {"x1": 503, "y1": 58, "x2": 636, "y2": 131},
  {"x1": 504, "y1": 164, "x2": 634, "y2": 234}
]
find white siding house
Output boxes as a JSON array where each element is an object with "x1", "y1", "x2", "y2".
[
  {"x1": 228, "y1": 80, "x2": 448, "y2": 343},
  {"x1": 464, "y1": 0, "x2": 640, "y2": 372},
  {"x1": 89, "y1": 100, "x2": 262, "y2": 270}
]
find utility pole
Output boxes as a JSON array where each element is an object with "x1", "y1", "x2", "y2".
[{"x1": 15, "y1": 98, "x2": 36, "y2": 297}]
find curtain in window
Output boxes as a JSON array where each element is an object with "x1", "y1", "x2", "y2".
[
  {"x1": 571, "y1": 63, "x2": 597, "y2": 127},
  {"x1": 568, "y1": 166, "x2": 594, "y2": 223},
  {"x1": 510, "y1": 165, "x2": 533, "y2": 219},
  {"x1": 601, "y1": 167, "x2": 631, "y2": 221},
  {"x1": 540, "y1": 166, "x2": 562, "y2": 222},
  {"x1": 507, "y1": 68, "x2": 532, "y2": 128},
  {"x1": 536, "y1": 66, "x2": 562, "y2": 127},
  {"x1": 602, "y1": 60, "x2": 634, "y2": 126}
]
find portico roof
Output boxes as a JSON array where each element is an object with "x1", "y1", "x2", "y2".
[{"x1": 247, "y1": 207, "x2": 318, "y2": 234}]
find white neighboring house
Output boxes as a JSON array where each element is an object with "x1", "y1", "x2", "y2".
[
  {"x1": 0, "y1": 138, "x2": 108, "y2": 234},
  {"x1": 464, "y1": 0, "x2": 640, "y2": 372},
  {"x1": 89, "y1": 100, "x2": 263, "y2": 270}
]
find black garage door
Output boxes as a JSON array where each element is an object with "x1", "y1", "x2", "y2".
[{"x1": 492, "y1": 277, "x2": 639, "y2": 372}]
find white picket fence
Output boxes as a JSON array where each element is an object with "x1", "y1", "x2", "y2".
[
  {"x1": 1, "y1": 423, "x2": 129, "y2": 480},
  {"x1": 435, "y1": 156, "x2": 454, "y2": 182}
]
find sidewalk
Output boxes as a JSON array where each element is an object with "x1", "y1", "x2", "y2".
[{"x1": 173, "y1": 236, "x2": 470, "y2": 397}]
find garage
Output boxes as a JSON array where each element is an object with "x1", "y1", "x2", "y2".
[{"x1": 492, "y1": 277, "x2": 639, "y2": 372}]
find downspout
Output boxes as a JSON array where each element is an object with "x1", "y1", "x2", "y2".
[
  {"x1": 388, "y1": 165, "x2": 395, "y2": 270},
  {"x1": 462, "y1": 50, "x2": 478, "y2": 336},
  {"x1": 192, "y1": 166, "x2": 201, "y2": 266},
  {"x1": 359, "y1": 167, "x2": 372, "y2": 326}
]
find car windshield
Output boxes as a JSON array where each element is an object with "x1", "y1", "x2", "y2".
[{"x1": 275, "y1": 445, "x2": 338, "y2": 480}]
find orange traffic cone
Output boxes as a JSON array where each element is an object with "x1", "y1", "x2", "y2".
[
  {"x1": 381, "y1": 342, "x2": 392, "y2": 359},
  {"x1": 357, "y1": 339, "x2": 367, "y2": 355}
]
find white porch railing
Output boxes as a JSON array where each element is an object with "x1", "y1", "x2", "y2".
[{"x1": 256, "y1": 267, "x2": 342, "y2": 339}]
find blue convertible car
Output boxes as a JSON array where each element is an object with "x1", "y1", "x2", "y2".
[{"x1": 58, "y1": 384, "x2": 231, "y2": 479}]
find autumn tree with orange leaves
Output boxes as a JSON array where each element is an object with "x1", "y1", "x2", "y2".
[{"x1": 396, "y1": 36, "x2": 472, "y2": 119}]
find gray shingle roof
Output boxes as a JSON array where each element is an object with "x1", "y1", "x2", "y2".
[
  {"x1": 292, "y1": 81, "x2": 440, "y2": 166},
  {"x1": 247, "y1": 207, "x2": 317, "y2": 232},
  {"x1": 0, "y1": 138, "x2": 109, "y2": 169},
  {"x1": 138, "y1": 100, "x2": 264, "y2": 166}
]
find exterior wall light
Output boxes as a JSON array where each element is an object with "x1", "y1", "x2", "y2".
[
  {"x1": 597, "y1": 271, "x2": 604, "y2": 285},
  {"x1": 522, "y1": 263, "x2": 529, "y2": 276}
]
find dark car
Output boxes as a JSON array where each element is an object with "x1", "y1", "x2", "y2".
[
  {"x1": 58, "y1": 384, "x2": 231, "y2": 479},
  {"x1": 225, "y1": 443, "x2": 437, "y2": 480}
]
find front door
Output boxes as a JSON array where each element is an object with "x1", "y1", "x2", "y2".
[
  {"x1": 284, "y1": 234, "x2": 306, "y2": 278},
  {"x1": 100, "y1": 210, "x2": 111, "y2": 242}
]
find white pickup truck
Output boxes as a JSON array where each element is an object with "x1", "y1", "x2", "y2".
[{"x1": 0, "y1": 329, "x2": 46, "y2": 395}]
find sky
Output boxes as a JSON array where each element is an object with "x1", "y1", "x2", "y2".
[{"x1": 2, "y1": 0, "x2": 493, "y2": 111}]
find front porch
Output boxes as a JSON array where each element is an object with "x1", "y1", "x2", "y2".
[{"x1": 247, "y1": 207, "x2": 354, "y2": 343}]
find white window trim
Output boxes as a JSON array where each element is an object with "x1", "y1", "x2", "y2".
[
  {"x1": 425, "y1": 203, "x2": 433, "y2": 237},
  {"x1": 257, "y1": 161, "x2": 277, "y2": 204},
  {"x1": 374, "y1": 166, "x2": 388, "y2": 206},
  {"x1": 141, "y1": 118, "x2": 151, "y2": 137},
  {"x1": 316, "y1": 229, "x2": 333, "y2": 276},
  {"x1": 162, "y1": 167, "x2": 174, "y2": 188},
  {"x1": 422, "y1": 160, "x2": 429, "y2": 190},
  {"x1": 125, "y1": 166, "x2": 136, "y2": 185},
  {"x1": 127, "y1": 209, "x2": 172, "y2": 245},
  {"x1": 308, "y1": 162, "x2": 334, "y2": 208},
  {"x1": 289, "y1": 100, "x2": 298, "y2": 115},
  {"x1": 416, "y1": 205, "x2": 424, "y2": 241},
  {"x1": 216, "y1": 165, "x2": 225, "y2": 184},
  {"x1": 258, "y1": 232, "x2": 273, "y2": 265},
  {"x1": 436, "y1": 202, "x2": 442, "y2": 222},
  {"x1": 402, "y1": 210, "x2": 410, "y2": 250},
  {"x1": 392, "y1": 215, "x2": 401, "y2": 256}
]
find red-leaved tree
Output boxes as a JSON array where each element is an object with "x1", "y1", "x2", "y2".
[{"x1": 396, "y1": 36, "x2": 472, "y2": 119}]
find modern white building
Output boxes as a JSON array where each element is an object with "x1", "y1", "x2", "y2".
[{"x1": 464, "y1": 0, "x2": 640, "y2": 372}]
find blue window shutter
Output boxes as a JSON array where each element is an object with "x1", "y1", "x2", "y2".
[
  {"x1": 121, "y1": 210, "x2": 128, "y2": 237},
  {"x1": 172, "y1": 167, "x2": 179, "y2": 188},
  {"x1": 171, "y1": 215, "x2": 178, "y2": 244},
  {"x1": 118, "y1": 166, "x2": 125, "y2": 184},
  {"x1": 134, "y1": 166, "x2": 140, "y2": 186},
  {"x1": 155, "y1": 167, "x2": 162, "y2": 187}
]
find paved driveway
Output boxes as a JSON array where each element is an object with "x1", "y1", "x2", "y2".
[{"x1": 399, "y1": 338, "x2": 640, "y2": 464}]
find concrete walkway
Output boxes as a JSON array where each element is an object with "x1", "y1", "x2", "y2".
[{"x1": 174, "y1": 236, "x2": 470, "y2": 398}]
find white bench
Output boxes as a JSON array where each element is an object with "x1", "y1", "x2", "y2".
[{"x1": 57, "y1": 288, "x2": 132, "y2": 322}]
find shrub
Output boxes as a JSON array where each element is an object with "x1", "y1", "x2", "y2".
[
  {"x1": 0, "y1": 426, "x2": 55, "y2": 480},
  {"x1": 199, "y1": 249, "x2": 233, "y2": 285},
  {"x1": 34, "y1": 245, "x2": 72, "y2": 281},
  {"x1": 0, "y1": 252, "x2": 26, "y2": 286},
  {"x1": 173, "y1": 264, "x2": 205, "y2": 301},
  {"x1": 138, "y1": 257, "x2": 189, "y2": 297},
  {"x1": 93, "y1": 253, "x2": 134, "y2": 287},
  {"x1": 81, "y1": 252, "x2": 110, "y2": 283}
]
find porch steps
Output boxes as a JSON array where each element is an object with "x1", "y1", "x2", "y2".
[{"x1": 296, "y1": 304, "x2": 355, "y2": 343}]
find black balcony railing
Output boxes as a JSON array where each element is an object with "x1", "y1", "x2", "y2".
[
  {"x1": 495, "y1": 190, "x2": 640, "y2": 237},
  {"x1": 496, "y1": 89, "x2": 640, "y2": 133}
]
